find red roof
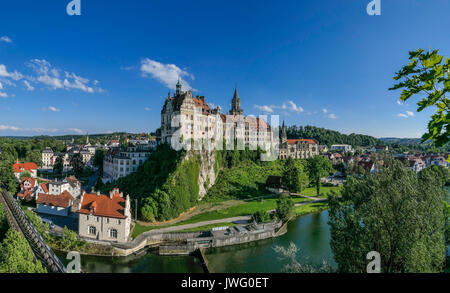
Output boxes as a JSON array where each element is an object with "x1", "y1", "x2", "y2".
[
  {"x1": 193, "y1": 98, "x2": 211, "y2": 112},
  {"x1": 13, "y1": 161, "x2": 38, "y2": 173},
  {"x1": 287, "y1": 139, "x2": 317, "y2": 145},
  {"x1": 37, "y1": 190, "x2": 74, "y2": 208},
  {"x1": 40, "y1": 182, "x2": 49, "y2": 193},
  {"x1": 78, "y1": 189, "x2": 128, "y2": 219}
]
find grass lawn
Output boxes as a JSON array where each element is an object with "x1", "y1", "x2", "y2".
[
  {"x1": 177, "y1": 222, "x2": 238, "y2": 233},
  {"x1": 295, "y1": 202, "x2": 329, "y2": 216},
  {"x1": 132, "y1": 196, "x2": 312, "y2": 238},
  {"x1": 302, "y1": 186, "x2": 342, "y2": 198}
]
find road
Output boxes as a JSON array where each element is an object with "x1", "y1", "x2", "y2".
[
  {"x1": 144, "y1": 216, "x2": 252, "y2": 234},
  {"x1": 144, "y1": 198, "x2": 327, "y2": 235}
]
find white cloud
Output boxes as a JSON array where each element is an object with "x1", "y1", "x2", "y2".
[
  {"x1": 0, "y1": 92, "x2": 7, "y2": 98},
  {"x1": 69, "y1": 128, "x2": 83, "y2": 134},
  {"x1": 0, "y1": 125, "x2": 20, "y2": 131},
  {"x1": 23, "y1": 80, "x2": 35, "y2": 91},
  {"x1": 140, "y1": 58, "x2": 195, "y2": 91},
  {"x1": 254, "y1": 105, "x2": 274, "y2": 113},
  {"x1": 0, "y1": 36, "x2": 12, "y2": 43},
  {"x1": 397, "y1": 100, "x2": 403, "y2": 105},
  {"x1": 281, "y1": 101, "x2": 304, "y2": 113},
  {"x1": 397, "y1": 111, "x2": 415, "y2": 118},
  {"x1": 0, "y1": 64, "x2": 23, "y2": 80},
  {"x1": 322, "y1": 108, "x2": 328, "y2": 113},
  {"x1": 328, "y1": 114, "x2": 338, "y2": 119},
  {"x1": 48, "y1": 106, "x2": 60, "y2": 112},
  {"x1": 145, "y1": 107, "x2": 151, "y2": 112},
  {"x1": 26, "y1": 59, "x2": 103, "y2": 93}
]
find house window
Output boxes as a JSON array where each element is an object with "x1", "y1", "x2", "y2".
[
  {"x1": 88, "y1": 226, "x2": 96, "y2": 235},
  {"x1": 109, "y1": 229, "x2": 118, "y2": 239}
]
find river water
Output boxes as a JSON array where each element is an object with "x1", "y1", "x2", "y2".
[{"x1": 57, "y1": 211, "x2": 335, "y2": 273}]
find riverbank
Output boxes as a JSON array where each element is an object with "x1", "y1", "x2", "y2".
[{"x1": 56, "y1": 210, "x2": 335, "y2": 273}]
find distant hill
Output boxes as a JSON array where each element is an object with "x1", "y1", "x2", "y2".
[
  {"x1": 286, "y1": 125, "x2": 384, "y2": 147},
  {"x1": 380, "y1": 137, "x2": 424, "y2": 145}
]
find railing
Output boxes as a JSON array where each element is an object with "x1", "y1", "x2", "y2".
[{"x1": 0, "y1": 189, "x2": 66, "y2": 273}]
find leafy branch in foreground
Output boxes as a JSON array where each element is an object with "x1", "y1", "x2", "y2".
[
  {"x1": 390, "y1": 49, "x2": 450, "y2": 147},
  {"x1": 274, "y1": 242, "x2": 334, "y2": 273}
]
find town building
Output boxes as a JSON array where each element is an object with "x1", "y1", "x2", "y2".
[
  {"x1": 330, "y1": 144, "x2": 353, "y2": 153},
  {"x1": 16, "y1": 177, "x2": 38, "y2": 201},
  {"x1": 36, "y1": 191, "x2": 74, "y2": 217},
  {"x1": 371, "y1": 145, "x2": 389, "y2": 153},
  {"x1": 279, "y1": 122, "x2": 319, "y2": 159},
  {"x1": 12, "y1": 160, "x2": 38, "y2": 180},
  {"x1": 102, "y1": 144, "x2": 153, "y2": 182},
  {"x1": 77, "y1": 188, "x2": 131, "y2": 243}
]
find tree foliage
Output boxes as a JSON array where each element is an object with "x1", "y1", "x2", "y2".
[
  {"x1": 390, "y1": 49, "x2": 450, "y2": 147},
  {"x1": 275, "y1": 195, "x2": 295, "y2": 222},
  {"x1": 0, "y1": 229, "x2": 47, "y2": 273},
  {"x1": 282, "y1": 157, "x2": 308, "y2": 193},
  {"x1": 70, "y1": 153, "x2": 84, "y2": 176},
  {"x1": 53, "y1": 156, "x2": 64, "y2": 175},
  {"x1": 286, "y1": 125, "x2": 383, "y2": 147},
  {"x1": 306, "y1": 156, "x2": 333, "y2": 196},
  {"x1": 328, "y1": 158, "x2": 447, "y2": 273}
]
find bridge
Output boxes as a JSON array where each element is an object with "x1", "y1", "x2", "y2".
[{"x1": 0, "y1": 188, "x2": 66, "y2": 273}]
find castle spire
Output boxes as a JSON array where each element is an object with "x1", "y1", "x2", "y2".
[
  {"x1": 176, "y1": 78, "x2": 182, "y2": 96},
  {"x1": 229, "y1": 87, "x2": 243, "y2": 115}
]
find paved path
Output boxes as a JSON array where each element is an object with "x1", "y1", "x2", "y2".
[{"x1": 144, "y1": 216, "x2": 252, "y2": 234}]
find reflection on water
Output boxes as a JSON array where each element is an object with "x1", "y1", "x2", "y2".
[
  {"x1": 57, "y1": 211, "x2": 334, "y2": 273},
  {"x1": 57, "y1": 249, "x2": 204, "y2": 273},
  {"x1": 205, "y1": 211, "x2": 335, "y2": 273}
]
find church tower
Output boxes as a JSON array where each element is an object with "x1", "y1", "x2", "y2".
[
  {"x1": 229, "y1": 88, "x2": 244, "y2": 116},
  {"x1": 281, "y1": 121, "x2": 287, "y2": 145}
]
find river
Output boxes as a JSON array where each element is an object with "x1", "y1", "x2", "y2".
[{"x1": 57, "y1": 211, "x2": 335, "y2": 273}]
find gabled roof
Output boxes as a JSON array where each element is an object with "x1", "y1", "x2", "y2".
[
  {"x1": 12, "y1": 161, "x2": 38, "y2": 173},
  {"x1": 37, "y1": 190, "x2": 74, "y2": 208},
  {"x1": 78, "y1": 189, "x2": 128, "y2": 219}
]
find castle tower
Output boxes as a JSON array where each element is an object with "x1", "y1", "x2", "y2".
[
  {"x1": 281, "y1": 121, "x2": 287, "y2": 145},
  {"x1": 86, "y1": 132, "x2": 89, "y2": 145},
  {"x1": 175, "y1": 79, "x2": 182, "y2": 96},
  {"x1": 229, "y1": 88, "x2": 243, "y2": 116}
]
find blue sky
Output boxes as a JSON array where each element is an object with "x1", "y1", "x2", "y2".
[{"x1": 0, "y1": 0, "x2": 449, "y2": 138}]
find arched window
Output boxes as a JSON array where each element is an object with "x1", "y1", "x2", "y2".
[
  {"x1": 110, "y1": 229, "x2": 118, "y2": 239},
  {"x1": 88, "y1": 226, "x2": 96, "y2": 235}
]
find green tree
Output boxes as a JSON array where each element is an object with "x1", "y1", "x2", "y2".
[
  {"x1": 328, "y1": 158, "x2": 446, "y2": 273},
  {"x1": 0, "y1": 229, "x2": 47, "y2": 273},
  {"x1": 53, "y1": 156, "x2": 64, "y2": 175},
  {"x1": 19, "y1": 171, "x2": 32, "y2": 180},
  {"x1": 306, "y1": 156, "x2": 333, "y2": 196},
  {"x1": 252, "y1": 210, "x2": 271, "y2": 223},
  {"x1": 275, "y1": 195, "x2": 295, "y2": 222},
  {"x1": 70, "y1": 153, "x2": 84, "y2": 176},
  {"x1": 390, "y1": 49, "x2": 450, "y2": 147},
  {"x1": 93, "y1": 148, "x2": 106, "y2": 176},
  {"x1": 282, "y1": 158, "x2": 308, "y2": 193},
  {"x1": 60, "y1": 226, "x2": 79, "y2": 251}
]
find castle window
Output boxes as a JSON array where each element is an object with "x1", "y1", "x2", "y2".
[
  {"x1": 88, "y1": 226, "x2": 96, "y2": 235},
  {"x1": 109, "y1": 229, "x2": 118, "y2": 239}
]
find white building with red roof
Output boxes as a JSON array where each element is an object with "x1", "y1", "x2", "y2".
[
  {"x1": 12, "y1": 160, "x2": 38, "y2": 180},
  {"x1": 36, "y1": 190, "x2": 74, "y2": 217},
  {"x1": 77, "y1": 188, "x2": 131, "y2": 243},
  {"x1": 279, "y1": 122, "x2": 319, "y2": 159}
]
